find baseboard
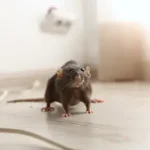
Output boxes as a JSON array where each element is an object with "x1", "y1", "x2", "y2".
[
  {"x1": 141, "y1": 60, "x2": 150, "y2": 82},
  {"x1": 0, "y1": 68, "x2": 57, "y2": 89},
  {"x1": 0, "y1": 65, "x2": 98, "y2": 89}
]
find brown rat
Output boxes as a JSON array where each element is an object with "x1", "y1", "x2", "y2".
[
  {"x1": 42, "y1": 60, "x2": 93, "y2": 117},
  {"x1": 7, "y1": 60, "x2": 104, "y2": 117}
]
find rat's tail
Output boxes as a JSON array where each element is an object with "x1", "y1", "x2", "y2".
[{"x1": 7, "y1": 98, "x2": 44, "y2": 103}]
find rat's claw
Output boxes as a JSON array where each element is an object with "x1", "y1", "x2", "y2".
[
  {"x1": 61, "y1": 113, "x2": 71, "y2": 117},
  {"x1": 41, "y1": 107, "x2": 54, "y2": 112},
  {"x1": 86, "y1": 110, "x2": 93, "y2": 114},
  {"x1": 91, "y1": 99, "x2": 104, "y2": 103}
]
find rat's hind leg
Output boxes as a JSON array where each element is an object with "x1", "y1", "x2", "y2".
[
  {"x1": 41, "y1": 97, "x2": 55, "y2": 112},
  {"x1": 41, "y1": 75, "x2": 56, "y2": 112},
  {"x1": 41, "y1": 102, "x2": 55, "y2": 112}
]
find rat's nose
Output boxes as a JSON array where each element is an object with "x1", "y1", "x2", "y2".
[{"x1": 75, "y1": 75, "x2": 82, "y2": 82}]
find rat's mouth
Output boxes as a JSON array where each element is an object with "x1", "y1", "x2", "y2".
[
  {"x1": 68, "y1": 74, "x2": 84, "y2": 88},
  {"x1": 72, "y1": 79, "x2": 84, "y2": 88}
]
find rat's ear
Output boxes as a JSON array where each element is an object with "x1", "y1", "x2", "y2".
[
  {"x1": 85, "y1": 66, "x2": 91, "y2": 78},
  {"x1": 56, "y1": 68, "x2": 63, "y2": 78},
  {"x1": 86, "y1": 66, "x2": 90, "y2": 72}
]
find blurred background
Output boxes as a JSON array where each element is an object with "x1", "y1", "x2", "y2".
[{"x1": 0, "y1": 0, "x2": 149, "y2": 82}]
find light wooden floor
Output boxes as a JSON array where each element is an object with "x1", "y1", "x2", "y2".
[{"x1": 0, "y1": 82, "x2": 150, "y2": 150}]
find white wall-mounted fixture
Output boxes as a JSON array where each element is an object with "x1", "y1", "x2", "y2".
[{"x1": 40, "y1": 6, "x2": 76, "y2": 34}]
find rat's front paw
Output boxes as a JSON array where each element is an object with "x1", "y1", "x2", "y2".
[
  {"x1": 41, "y1": 107, "x2": 55, "y2": 112},
  {"x1": 61, "y1": 113, "x2": 72, "y2": 117},
  {"x1": 86, "y1": 110, "x2": 93, "y2": 114}
]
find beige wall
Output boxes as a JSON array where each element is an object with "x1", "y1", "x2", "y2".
[
  {"x1": 98, "y1": 22, "x2": 145, "y2": 81},
  {"x1": 96, "y1": 0, "x2": 150, "y2": 81}
]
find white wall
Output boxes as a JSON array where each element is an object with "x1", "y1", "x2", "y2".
[
  {"x1": 81, "y1": 0, "x2": 100, "y2": 67},
  {"x1": 0, "y1": 0, "x2": 84, "y2": 73},
  {"x1": 98, "y1": 0, "x2": 150, "y2": 23}
]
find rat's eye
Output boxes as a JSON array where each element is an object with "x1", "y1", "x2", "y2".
[
  {"x1": 68, "y1": 68, "x2": 72, "y2": 72},
  {"x1": 81, "y1": 68, "x2": 84, "y2": 72}
]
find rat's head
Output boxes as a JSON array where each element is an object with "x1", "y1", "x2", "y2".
[{"x1": 56, "y1": 65, "x2": 91, "y2": 88}]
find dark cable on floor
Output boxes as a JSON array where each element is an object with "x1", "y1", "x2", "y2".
[{"x1": 0, "y1": 128, "x2": 77, "y2": 150}]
